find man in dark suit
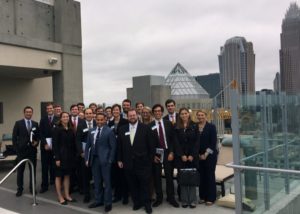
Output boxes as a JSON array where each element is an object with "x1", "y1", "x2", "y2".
[
  {"x1": 76, "y1": 108, "x2": 96, "y2": 203},
  {"x1": 85, "y1": 113, "x2": 116, "y2": 213},
  {"x1": 150, "y1": 104, "x2": 179, "y2": 208},
  {"x1": 117, "y1": 109, "x2": 154, "y2": 214},
  {"x1": 163, "y1": 99, "x2": 178, "y2": 125},
  {"x1": 69, "y1": 104, "x2": 85, "y2": 192},
  {"x1": 121, "y1": 99, "x2": 131, "y2": 119},
  {"x1": 163, "y1": 99, "x2": 181, "y2": 199},
  {"x1": 12, "y1": 106, "x2": 40, "y2": 197},
  {"x1": 70, "y1": 104, "x2": 85, "y2": 132},
  {"x1": 39, "y1": 103, "x2": 59, "y2": 193}
]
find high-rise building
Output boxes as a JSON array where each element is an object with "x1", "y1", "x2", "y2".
[
  {"x1": 218, "y1": 36, "x2": 255, "y2": 108},
  {"x1": 273, "y1": 72, "x2": 281, "y2": 93},
  {"x1": 280, "y1": 3, "x2": 300, "y2": 95}
]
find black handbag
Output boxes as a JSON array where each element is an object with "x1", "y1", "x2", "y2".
[{"x1": 178, "y1": 168, "x2": 200, "y2": 186}]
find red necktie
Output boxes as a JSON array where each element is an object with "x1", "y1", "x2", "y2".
[
  {"x1": 158, "y1": 121, "x2": 166, "y2": 149},
  {"x1": 73, "y1": 118, "x2": 77, "y2": 129}
]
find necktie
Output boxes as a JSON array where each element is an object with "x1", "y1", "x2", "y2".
[
  {"x1": 171, "y1": 115, "x2": 175, "y2": 125},
  {"x1": 130, "y1": 126, "x2": 135, "y2": 146},
  {"x1": 48, "y1": 116, "x2": 52, "y2": 125},
  {"x1": 94, "y1": 127, "x2": 101, "y2": 145},
  {"x1": 88, "y1": 121, "x2": 92, "y2": 129},
  {"x1": 73, "y1": 117, "x2": 77, "y2": 129},
  {"x1": 158, "y1": 121, "x2": 166, "y2": 149},
  {"x1": 27, "y1": 120, "x2": 31, "y2": 133}
]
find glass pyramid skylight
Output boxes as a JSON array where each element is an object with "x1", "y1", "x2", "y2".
[{"x1": 165, "y1": 63, "x2": 209, "y2": 99}]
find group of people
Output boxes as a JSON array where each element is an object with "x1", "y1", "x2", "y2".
[{"x1": 12, "y1": 99, "x2": 218, "y2": 213}]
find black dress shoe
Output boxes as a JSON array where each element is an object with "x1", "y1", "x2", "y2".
[
  {"x1": 89, "y1": 202, "x2": 104, "y2": 208},
  {"x1": 152, "y1": 200, "x2": 162, "y2": 207},
  {"x1": 16, "y1": 190, "x2": 23, "y2": 197},
  {"x1": 145, "y1": 206, "x2": 152, "y2": 214},
  {"x1": 133, "y1": 204, "x2": 142, "y2": 211},
  {"x1": 83, "y1": 195, "x2": 90, "y2": 203},
  {"x1": 104, "y1": 204, "x2": 112, "y2": 212},
  {"x1": 169, "y1": 199, "x2": 179, "y2": 208},
  {"x1": 122, "y1": 198, "x2": 129, "y2": 205},
  {"x1": 39, "y1": 188, "x2": 48, "y2": 194},
  {"x1": 112, "y1": 197, "x2": 121, "y2": 203},
  {"x1": 182, "y1": 204, "x2": 188, "y2": 208},
  {"x1": 189, "y1": 204, "x2": 196, "y2": 208}
]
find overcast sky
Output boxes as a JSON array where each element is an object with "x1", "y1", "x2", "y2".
[{"x1": 79, "y1": 0, "x2": 292, "y2": 105}]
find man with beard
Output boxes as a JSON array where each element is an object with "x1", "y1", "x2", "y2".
[{"x1": 117, "y1": 109, "x2": 154, "y2": 214}]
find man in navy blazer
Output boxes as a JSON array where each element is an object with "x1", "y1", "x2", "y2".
[
  {"x1": 85, "y1": 113, "x2": 116, "y2": 213},
  {"x1": 12, "y1": 106, "x2": 40, "y2": 197}
]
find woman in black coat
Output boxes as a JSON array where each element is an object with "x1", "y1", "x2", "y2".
[
  {"x1": 52, "y1": 112, "x2": 77, "y2": 205},
  {"x1": 107, "y1": 104, "x2": 129, "y2": 204},
  {"x1": 174, "y1": 107, "x2": 199, "y2": 208},
  {"x1": 196, "y1": 110, "x2": 218, "y2": 205}
]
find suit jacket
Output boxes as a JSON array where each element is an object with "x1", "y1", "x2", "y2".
[
  {"x1": 85, "y1": 125, "x2": 117, "y2": 167},
  {"x1": 12, "y1": 119, "x2": 40, "y2": 157},
  {"x1": 117, "y1": 122, "x2": 155, "y2": 170},
  {"x1": 163, "y1": 113, "x2": 179, "y2": 126},
  {"x1": 148, "y1": 119, "x2": 175, "y2": 155},
  {"x1": 107, "y1": 117, "x2": 128, "y2": 137},
  {"x1": 76, "y1": 119, "x2": 96, "y2": 156},
  {"x1": 39, "y1": 115, "x2": 59, "y2": 150},
  {"x1": 174, "y1": 122, "x2": 199, "y2": 168},
  {"x1": 69, "y1": 116, "x2": 85, "y2": 132},
  {"x1": 52, "y1": 125, "x2": 77, "y2": 169}
]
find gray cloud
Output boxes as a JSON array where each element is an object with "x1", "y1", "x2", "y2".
[{"x1": 80, "y1": 0, "x2": 292, "y2": 105}]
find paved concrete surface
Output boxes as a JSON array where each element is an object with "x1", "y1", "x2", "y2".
[{"x1": 0, "y1": 159, "x2": 235, "y2": 214}]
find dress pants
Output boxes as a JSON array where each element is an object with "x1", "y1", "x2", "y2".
[
  {"x1": 78, "y1": 156, "x2": 91, "y2": 197},
  {"x1": 17, "y1": 152, "x2": 37, "y2": 192},
  {"x1": 153, "y1": 154, "x2": 175, "y2": 201},
  {"x1": 112, "y1": 163, "x2": 128, "y2": 200},
  {"x1": 92, "y1": 156, "x2": 112, "y2": 205},
  {"x1": 181, "y1": 185, "x2": 197, "y2": 205},
  {"x1": 125, "y1": 166, "x2": 151, "y2": 208},
  {"x1": 41, "y1": 149, "x2": 55, "y2": 190},
  {"x1": 199, "y1": 155, "x2": 217, "y2": 202}
]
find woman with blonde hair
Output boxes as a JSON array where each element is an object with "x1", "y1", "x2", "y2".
[
  {"x1": 141, "y1": 106, "x2": 153, "y2": 125},
  {"x1": 196, "y1": 110, "x2": 218, "y2": 206}
]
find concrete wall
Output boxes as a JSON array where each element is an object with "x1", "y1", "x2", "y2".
[
  {"x1": 0, "y1": 0, "x2": 83, "y2": 138},
  {"x1": 128, "y1": 75, "x2": 169, "y2": 107},
  {"x1": 0, "y1": 0, "x2": 54, "y2": 41},
  {"x1": 151, "y1": 85, "x2": 171, "y2": 107},
  {"x1": 0, "y1": 76, "x2": 52, "y2": 137},
  {"x1": 0, "y1": 43, "x2": 61, "y2": 71},
  {"x1": 0, "y1": 0, "x2": 83, "y2": 110}
]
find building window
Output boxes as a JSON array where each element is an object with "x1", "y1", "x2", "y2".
[{"x1": 0, "y1": 102, "x2": 3, "y2": 124}]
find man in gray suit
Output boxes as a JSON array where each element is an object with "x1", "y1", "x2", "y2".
[{"x1": 85, "y1": 113, "x2": 116, "y2": 213}]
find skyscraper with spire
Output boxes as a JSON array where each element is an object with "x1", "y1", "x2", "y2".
[
  {"x1": 280, "y1": 2, "x2": 300, "y2": 95},
  {"x1": 218, "y1": 36, "x2": 255, "y2": 108}
]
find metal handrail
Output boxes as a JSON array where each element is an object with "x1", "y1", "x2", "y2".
[
  {"x1": 226, "y1": 162, "x2": 300, "y2": 175},
  {"x1": 240, "y1": 139, "x2": 297, "y2": 162},
  {"x1": 0, "y1": 158, "x2": 37, "y2": 206}
]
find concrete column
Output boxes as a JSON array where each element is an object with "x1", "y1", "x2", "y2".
[{"x1": 53, "y1": 0, "x2": 83, "y2": 110}]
